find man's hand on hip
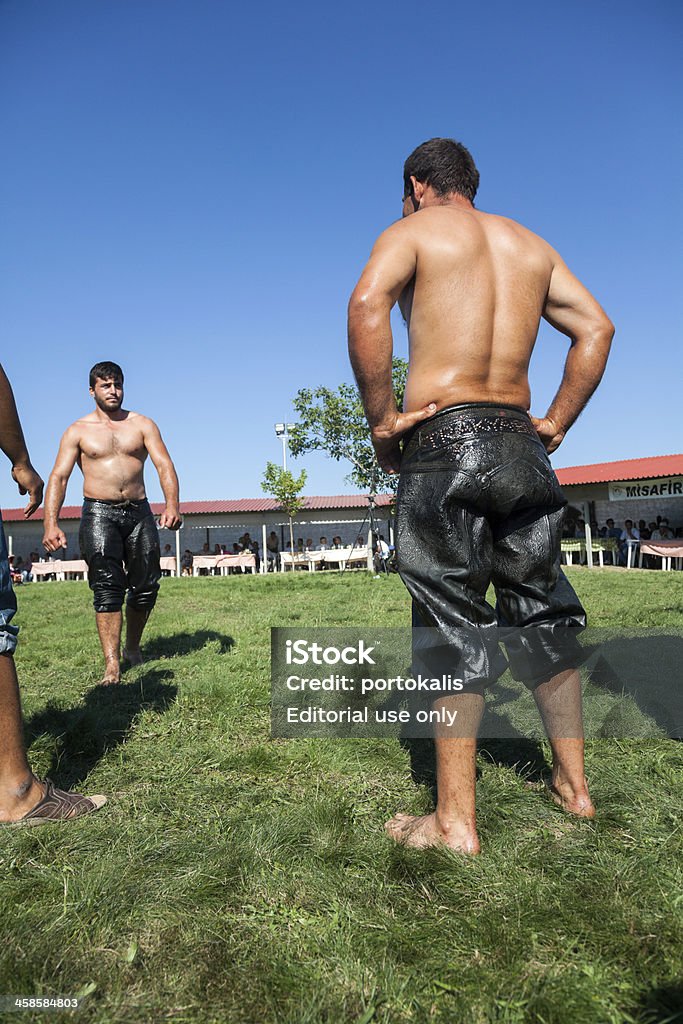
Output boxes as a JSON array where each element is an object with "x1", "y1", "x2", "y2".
[
  {"x1": 12, "y1": 461, "x2": 44, "y2": 518},
  {"x1": 372, "y1": 403, "x2": 437, "y2": 474},
  {"x1": 159, "y1": 508, "x2": 181, "y2": 530},
  {"x1": 530, "y1": 415, "x2": 565, "y2": 454}
]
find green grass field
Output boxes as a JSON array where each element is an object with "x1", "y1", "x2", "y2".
[{"x1": 1, "y1": 570, "x2": 682, "y2": 1024}]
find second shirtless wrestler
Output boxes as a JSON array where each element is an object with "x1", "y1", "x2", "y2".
[
  {"x1": 348, "y1": 138, "x2": 614, "y2": 854},
  {"x1": 43, "y1": 361, "x2": 180, "y2": 685}
]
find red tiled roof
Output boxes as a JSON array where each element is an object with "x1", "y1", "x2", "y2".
[
  {"x1": 1, "y1": 494, "x2": 394, "y2": 522},
  {"x1": 555, "y1": 454, "x2": 683, "y2": 486}
]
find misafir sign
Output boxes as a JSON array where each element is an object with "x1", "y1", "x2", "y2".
[{"x1": 608, "y1": 477, "x2": 683, "y2": 501}]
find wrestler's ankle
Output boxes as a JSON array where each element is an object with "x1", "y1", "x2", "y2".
[
  {"x1": 551, "y1": 769, "x2": 590, "y2": 799},
  {"x1": 435, "y1": 808, "x2": 477, "y2": 838},
  {"x1": 0, "y1": 772, "x2": 42, "y2": 816}
]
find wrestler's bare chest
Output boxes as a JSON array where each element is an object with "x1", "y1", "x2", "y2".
[{"x1": 78, "y1": 422, "x2": 147, "y2": 464}]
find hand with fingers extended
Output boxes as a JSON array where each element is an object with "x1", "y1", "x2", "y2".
[
  {"x1": 372, "y1": 402, "x2": 437, "y2": 474},
  {"x1": 42, "y1": 525, "x2": 68, "y2": 554},
  {"x1": 530, "y1": 415, "x2": 565, "y2": 454},
  {"x1": 12, "y1": 461, "x2": 44, "y2": 519}
]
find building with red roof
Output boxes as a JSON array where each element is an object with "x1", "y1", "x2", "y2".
[{"x1": 3, "y1": 456, "x2": 682, "y2": 560}]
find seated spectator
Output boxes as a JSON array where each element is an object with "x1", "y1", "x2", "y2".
[
  {"x1": 651, "y1": 519, "x2": 674, "y2": 541},
  {"x1": 605, "y1": 518, "x2": 621, "y2": 538},
  {"x1": 296, "y1": 538, "x2": 304, "y2": 554},
  {"x1": 22, "y1": 551, "x2": 39, "y2": 583},
  {"x1": 619, "y1": 519, "x2": 640, "y2": 565},
  {"x1": 160, "y1": 542, "x2": 174, "y2": 576},
  {"x1": 201, "y1": 542, "x2": 210, "y2": 555},
  {"x1": 11, "y1": 555, "x2": 24, "y2": 585},
  {"x1": 331, "y1": 536, "x2": 343, "y2": 549}
]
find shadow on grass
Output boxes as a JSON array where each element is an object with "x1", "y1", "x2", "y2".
[
  {"x1": 587, "y1": 634, "x2": 683, "y2": 740},
  {"x1": 633, "y1": 980, "x2": 683, "y2": 1023},
  {"x1": 401, "y1": 713, "x2": 548, "y2": 805},
  {"x1": 24, "y1": 668, "x2": 177, "y2": 789},
  {"x1": 139, "y1": 630, "x2": 235, "y2": 660}
]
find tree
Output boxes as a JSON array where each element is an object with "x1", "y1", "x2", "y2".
[
  {"x1": 261, "y1": 462, "x2": 308, "y2": 558},
  {"x1": 289, "y1": 358, "x2": 407, "y2": 495}
]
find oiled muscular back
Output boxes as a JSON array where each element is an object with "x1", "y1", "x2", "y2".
[{"x1": 400, "y1": 206, "x2": 554, "y2": 413}]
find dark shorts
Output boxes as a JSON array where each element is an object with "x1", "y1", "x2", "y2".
[
  {"x1": 396, "y1": 403, "x2": 586, "y2": 691},
  {"x1": 79, "y1": 499, "x2": 161, "y2": 613},
  {"x1": 0, "y1": 511, "x2": 18, "y2": 654}
]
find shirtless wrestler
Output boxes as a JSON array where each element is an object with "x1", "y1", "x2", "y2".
[
  {"x1": 42, "y1": 362, "x2": 180, "y2": 685},
  {"x1": 348, "y1": 138, "x2": 614, "y2": 853}
]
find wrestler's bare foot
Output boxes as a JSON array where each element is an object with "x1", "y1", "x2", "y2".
[
  {"x1": 122, "y1": 647, "x2": 144, "y2": 667},
  {"x1": 99, "y1": 657, "x2": 121, "y2": 686},
  {"x1": 549, "y1": 775, "x2": 595, "y2": 818},
  {"x1": 385, "y1": 812, "x2": 481, "y2": 854}
]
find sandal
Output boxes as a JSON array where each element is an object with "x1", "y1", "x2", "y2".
[{"x1": 10, "y1": 779, "x2": 106, "y2": 826}]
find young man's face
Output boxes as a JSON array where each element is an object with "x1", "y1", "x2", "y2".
[{"x1": 91, "y1": 376, "x2": 123, "y2": 411}]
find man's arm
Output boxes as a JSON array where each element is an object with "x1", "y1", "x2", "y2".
[
  {"x1": 43, "y1": 427, "x2": 81, "y2": 551},
  {"x1": 348, "y1": 222, "x2": 436, "y2": 473},
  {"x1": 0, "y1": 364, "x2": 43, "y2": 518},
  {"x1": 533, "y1": 254, "x2": 615, "y2": 452},
  {"x1": 142, "y1": 419, "x2": 181, "y2": 529}
]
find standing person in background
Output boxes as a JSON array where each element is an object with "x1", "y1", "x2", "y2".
[
  {"x1": 0, "y1": 364, "x2": 105, "y2": 823},
  {"x1": 42, "y1": 361, "x2": 180, "y2": 685},
  {"x1": 266, "y1": 530, "x2": 280, "y2": 572}
]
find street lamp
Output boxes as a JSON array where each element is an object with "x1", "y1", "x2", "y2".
[{"x1": 274, "y1": 422, "x2": 296, "y2": 471}]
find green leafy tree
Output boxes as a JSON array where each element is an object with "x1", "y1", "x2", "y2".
[
  {"x1": 261, "y1": 462, "x2": 308, "y2": 557},
  {"x1": 289, "y1": 358, "x2": 407, "y2": 494}
]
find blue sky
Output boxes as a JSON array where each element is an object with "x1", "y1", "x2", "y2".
[{"x1": 1, "y1": 0, "x2": 681, "y2": 509}]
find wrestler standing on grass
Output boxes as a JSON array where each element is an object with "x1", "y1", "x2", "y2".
[
  {"x1": 348, "y1": 139, "x2": 613, "y2": 853},
  {"x1": 43, "y1": 362, "x2": 180, "y2": 685}
]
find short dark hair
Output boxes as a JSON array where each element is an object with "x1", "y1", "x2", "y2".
[
  {"x1": 89, "y1": 361, "x2": 124, "y2": 388},
  {"x1": 404, "y1": 138, "x2": 479, "y2": 203}
]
